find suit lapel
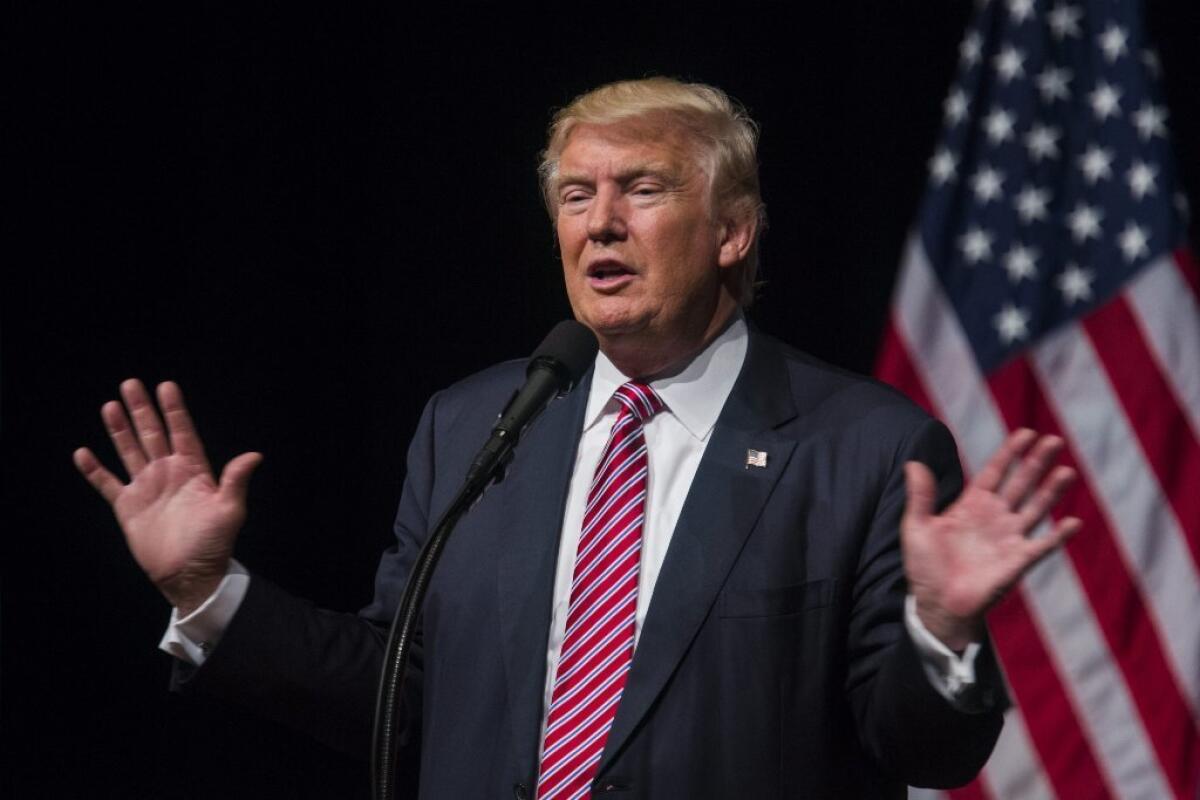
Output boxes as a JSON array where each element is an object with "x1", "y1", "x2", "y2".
[
  {"x1": 494, "y1": 369, "x2": 592, "y2": 779},
  {"x1": 599, "y1": 331, "x2": 798, "y2": 772}
]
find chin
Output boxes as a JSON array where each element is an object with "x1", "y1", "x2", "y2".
[{"x1": 587, "y1": 316, "x2": 651, "y2": 342}]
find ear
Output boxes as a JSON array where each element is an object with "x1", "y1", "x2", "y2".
[{"x1": 717, "y1": 212, "x2": 757, "y2": 269}]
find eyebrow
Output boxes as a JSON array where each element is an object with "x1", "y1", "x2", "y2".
[{"x1": 556, "y1": 162, "x2": 685, "y2": 192}]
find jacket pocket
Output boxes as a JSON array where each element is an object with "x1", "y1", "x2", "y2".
[{"x1": 717, "y1": 578, "x2": 836, "y2": 618}]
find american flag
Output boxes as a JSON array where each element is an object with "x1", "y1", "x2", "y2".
[{"x1": 874, "y1": 1, "x2": 1200, "y2": 798}]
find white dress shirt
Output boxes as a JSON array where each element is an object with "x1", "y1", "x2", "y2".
[{"x1": 161, "y1": 316, "x2": 980, "y2": 718}]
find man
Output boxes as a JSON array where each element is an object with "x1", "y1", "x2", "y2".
[{"x1": 75, "y1": 78, "x2": 1080, "y2": 798}]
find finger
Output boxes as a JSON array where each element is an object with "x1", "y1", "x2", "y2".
[
  {"x1": 903, "y1": 461, "x2": 937, "y2": 527},
  {"x1": 157, "y1": 381, "x2": 212, "y2": 474},
  {"x1": 1018, "y1": 465, "x2": 1077, "y2": 528},
  {"x1": 120, "y1": 379, "x2": 171, "y2": 460},
  {"x1": 101, "y1": 399, "x2": 148, "y2": 476},
  {"x1": 218, "y1": 452, "x2": 263, "y2": 505},
  {"x1": 972, "y1": 428, "x2": 1037, "y2": 493},
  {"x1": 999, "y1": 434, "x2": 1065, "y2": 507},
  {"x1": 1021, "y1": 516, "x2": 1083, "y2": 567},
  {"x1": 73, "y1": 446, "x2": 125, "y2": 505}
]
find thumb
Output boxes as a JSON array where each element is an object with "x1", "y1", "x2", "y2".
[
  {"x1": 218, "y1": 452, "x2": 264, "y2": 505},
  {"x1": 903, "y1": 461, "x2": 936, "y2": 527}
]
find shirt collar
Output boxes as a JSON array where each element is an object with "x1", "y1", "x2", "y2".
[{"x1": 583, "y1": 314, "x2": 749, "y2": 441}]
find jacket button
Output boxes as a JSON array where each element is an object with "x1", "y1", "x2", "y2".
[{"x1": 513, "y1": 783, "x2": 530, "y2": 800}]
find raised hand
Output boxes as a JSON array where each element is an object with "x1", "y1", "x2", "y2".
[
  {"x1": 74, "y1": 379, "x2": 262, "y2": 616},
  {"x1": 902, "y1": 429, "x2": 1082, "y2": 651}
]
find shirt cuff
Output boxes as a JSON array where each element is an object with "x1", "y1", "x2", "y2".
[
  {"x1": 158, "y1": 560, "x2": 250, "y2": 666},
  {"x1": 904, "y1": 594, "x2": 981, "y2": 708}
]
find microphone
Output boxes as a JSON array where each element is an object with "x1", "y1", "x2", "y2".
[
  {"x1": 373, "y1": 320, "x2": 598, "y2": 800},
  {"x1": 464, "y1": 320, "x2": 598, "y2": 489}
]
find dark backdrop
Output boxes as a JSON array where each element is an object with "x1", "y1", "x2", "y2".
[{"x1": 5, "y1": 3, "x2": 1198, "y2": 797}]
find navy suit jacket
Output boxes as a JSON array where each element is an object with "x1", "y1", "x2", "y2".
[{"x1": 178, "y1": 328, "x2": 1004, "y2": 798}]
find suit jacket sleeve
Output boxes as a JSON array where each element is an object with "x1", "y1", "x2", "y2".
[
  {"x1": 169, "y1": 392, "x2": 443, "y2": 765},
  {"x1": 846, "y1": 415, "x2": 1006, "y2": 788}
]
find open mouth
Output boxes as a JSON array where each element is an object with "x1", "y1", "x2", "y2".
[{"x1": 587, "y1": 260, "x2": 635, "y2": 288}]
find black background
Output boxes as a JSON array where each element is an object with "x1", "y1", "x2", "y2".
[{"x1": 5, "y1": 3, "x2": 1198, "y2": 797}]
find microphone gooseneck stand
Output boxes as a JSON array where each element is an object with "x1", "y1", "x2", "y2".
[
  {"x1": 371, "y1": 321, "x2": 598, "y2": 800},
  {"x1": 370, "y1": 465, "x2": 495, "y2": 800}
]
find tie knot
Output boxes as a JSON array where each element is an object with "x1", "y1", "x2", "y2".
[{"x1": 614, "y1": 381, "x2": 664, "y2": 423}]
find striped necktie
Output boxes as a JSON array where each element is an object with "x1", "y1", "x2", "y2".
[{"x1": 536, "y1": 381, "x2": 664, "y2": 800}]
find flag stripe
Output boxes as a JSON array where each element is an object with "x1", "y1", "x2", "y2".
[
  {"x1": 986, "y1": 586, "x2": 1115, "y2": 798},
  {"x1": 891, "y1": 242, "x2": 1191, "y2": 797},
  {"x1": 1020, "y1": 546, "x2": 1174, "y2": 800},
  {"x1": 893, "y1": 236, "x2": 1008, "y2": 475},
  {"x1": 889, "y1": 249, "x2": 1112, "y2": 797},
  {"x1": 1029, "y1": 326, "x2": 1200, "y2": 717},
  {"x1": 902, "y1": 251, "x2": 1200, "y2": 796},
  {"x1": 883, "y1": 2, "x2": 1199, "y2": 795},
  {"x1": 977, "y1": 711, "x2": 1056, "y2": 800},
  {"x1": 946, "y1": 779, "x2": 989, "y2": 800},
  {"x1": 877, "y1": 317, "x2": 939, "y2": 418},
  {"x1": 990, "y1": 354, "x2": 1198, "y2": 799},
  {"x1": 1176, "y1": 248, "x2": 1200, "y2": 297},
  {"x1": 1125, "y1": 253, "x2": 1200, "y2": 442},
  {"x1": 885, "y1": 325, "x2": 995, "y2": 800},
  {"x1": 1082, "y1": 294, "x2": 1200, "y2": 566}
]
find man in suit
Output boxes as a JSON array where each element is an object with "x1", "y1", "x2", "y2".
[{"x1": 75, "y1": 78, "x2": 1080, "y2": 798}]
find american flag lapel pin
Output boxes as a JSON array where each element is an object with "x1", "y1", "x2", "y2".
[{"x1": 745, "y1": 449, "x2": 768, "y2": 469}]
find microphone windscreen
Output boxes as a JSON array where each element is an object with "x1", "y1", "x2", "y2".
[{"x1": 529, "y1": 320, "x2": 598, "y2": 386}]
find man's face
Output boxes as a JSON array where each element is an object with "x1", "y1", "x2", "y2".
[{"x1": 554, "y1": 120, "x2": 742, "y2": 373}]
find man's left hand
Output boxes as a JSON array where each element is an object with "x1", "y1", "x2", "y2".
[{"x1": 902, "y1": 429, "x2": 1082, "y2": 651}]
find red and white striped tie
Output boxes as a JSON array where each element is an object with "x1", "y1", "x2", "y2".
[{"x1": 536, "y1": 381, "x2": 664, "y2": 800}]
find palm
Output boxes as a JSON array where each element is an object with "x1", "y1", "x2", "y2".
[
  {"x1": 75, "y1": 380, "x2": 262, "y2": 611},
  {"x1": 901, "y1": 430, "x2": 1080, "y2": 648},
  {"x1": 114, "y1": 455, "x2": 240, "y2": 587},
  {"x1": 907, "y1": 486, "x2": 1045, "y2": 619}
]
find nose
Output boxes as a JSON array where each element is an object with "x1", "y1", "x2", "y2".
[{"x1": 586, "y1": 186, "x2": 627, "y2": 244}]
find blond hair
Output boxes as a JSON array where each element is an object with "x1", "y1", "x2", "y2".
[{"x1": 539, "y1": 77, "x2": 767, "y2": 305}]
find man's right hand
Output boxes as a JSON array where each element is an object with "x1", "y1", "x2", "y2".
[{"x1": 74, "y1": 379, "x2": 262, "y2": 616}]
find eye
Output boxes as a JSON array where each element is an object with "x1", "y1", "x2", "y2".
[
  {"x1": 561, "y1": 189, "x2": 591, "y2": 206},
  {"x1": 629, "y1": 179, "x2": 668, "y2": 199}
]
